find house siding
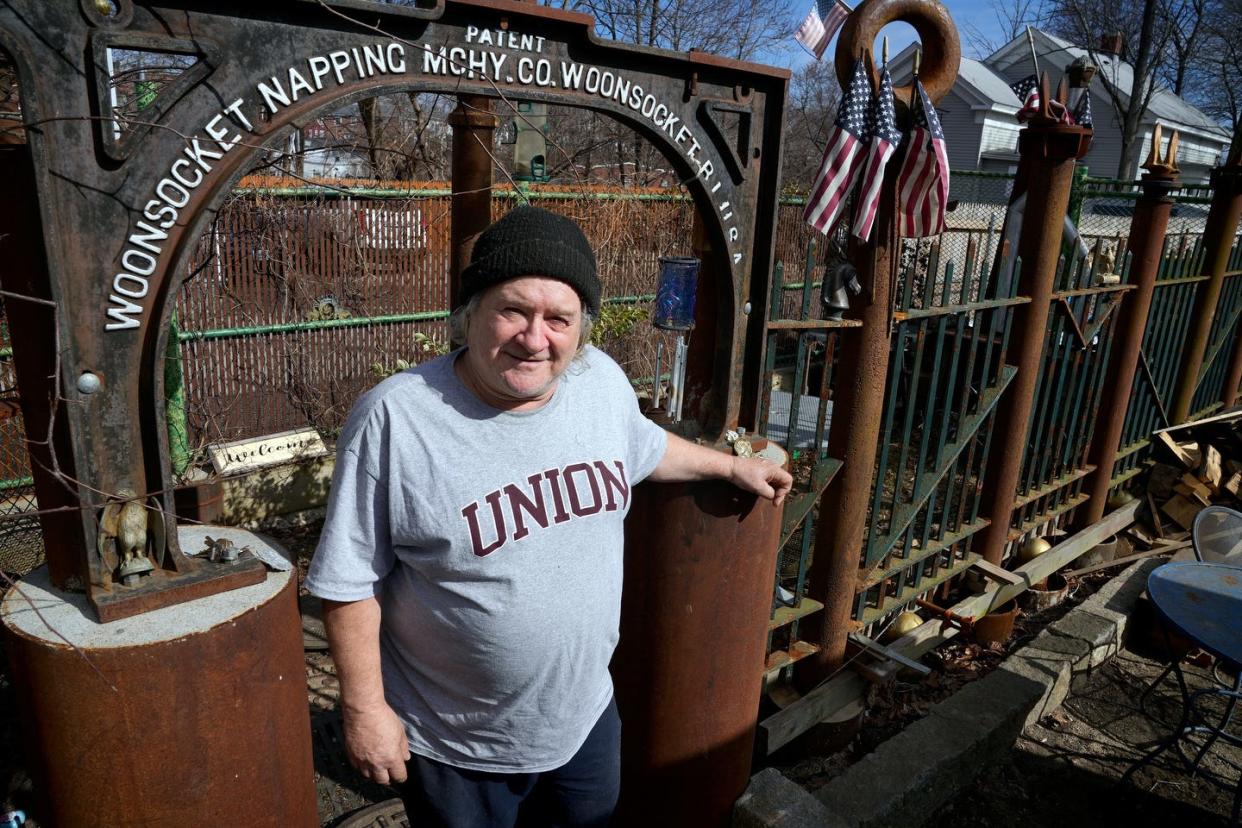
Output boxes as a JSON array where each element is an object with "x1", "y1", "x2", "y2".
[{"x1": 936, "y1": 89, "x2": 985, "y2": 169}]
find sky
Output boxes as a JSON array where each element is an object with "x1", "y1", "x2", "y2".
[{"x1": 771, "y1": 0, "x2": 1008, "y2": 74}]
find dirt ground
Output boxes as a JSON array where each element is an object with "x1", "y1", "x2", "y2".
[
  {"x1": 927, "y1": 647, "x2": 1241, "y2": 828},
  {"x1": 4, "y1": 544, "x2": 1240, "y2": 827}
]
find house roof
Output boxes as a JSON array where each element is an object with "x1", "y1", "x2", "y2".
[
  {"x1": 985, "y1": 29, "x2": 1229, "y2": 139},
  {"x1": 890, "y1": 45, "x2": 1020, "y2": 114}
]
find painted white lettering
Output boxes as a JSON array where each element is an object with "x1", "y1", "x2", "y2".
[
  {"x1": 449, "y1": 47, "x2": 467, "y2": 76},
  {"x1": 105, "y1": 295, "x2": 143, "y2": 330},
  {"x1": 599, "y1": 71, "x2": 616, "y2": 98},
  {"x1": 170, "y1": 158, "x2": 202, "y2": 189},
  {"x1": 711, "y1": 181, "x2": 722, "y2": 193},
  {"x1": 467, "y1": 49, "x2": 488, "y2": 78},
  {"x1": 628, "y1": 85, "x2": 643, "y2": 110},
  {"x1": 155, "y1": 177, "x2": 190, "y2": 208},
  {"x1": 257, "y1": 77, "x2": 291, "y2": 113},
  {"x1": 662, "y1": 111, "x2": 680, "y2": 136},
  {"x1": 351, "y1": 46, "x2": 366, "y2": 78},
  {"x1": 121, "y1": 249, "x2": 157, "y2": 277},
  {"x1": 328, "y1": 50, "x2": 351, "y2": 84},
  {"x1": 729, "y1": 227, "x2": 739, "y2": 241},
  {"x1": 534, "y1": 36, "x2": 546, "y2": 52},
  {"x1": 652, "y1": 104, "x2": 668, "y2": 126},
  {"x1": 363, "y1": 43, "x2": 387, "y2": 75},
  {"x1": 561, "y1": 61, "x2": 584, "y2": 89},
  {"x1": 534, "y1": 58, "x2": 552, "y2": 86},
  {"x1": 113, "y1": 272, "x2": 149, "y2": 298},
  {"x1": 204, "y1": 114, "x2": 240, "y2": 152},
  {"x1": 675, "y1": 125, "x2": 690, "y2": 145},
  {"x1": 477, "y1": 28, "x2": 493, "y2": 46},
  {"x1": 518, "y1": 33, "x2": 534, "y2": 51},
  {"x1": 489, "y1": 52, "x2": 507, "y2": 79},
  {"x1": 143, "y1": 200, "x2": 177, "y2": 229},
  {"x1": 308, "y1": 55, "x2": 332, "y2": 90},
  {"x1": 584, "y1": 67, "x2": 600, "y2": 94},
  {"x1": 287, "y1": 67, "x2": 315, "y2": 100},
  {"x1": 640, "y1": 94, "x2": 657, "y2": 118},
  {"x1": 128, "y1": 220, "x2": 168, "y2": 255},
  {"x1": 423, "y1": 44, "x2": 447, "y2": 74},
  {"x1": 466, "y1": 25, "x2": 480, "y2": 42},
  {"x1": 687, "y1": 138, "x2": 701, "y2": 160},
  {"x1": 698, "y1": 159, "x2": 714, "y2": 180},
  {"x1": 518, "y1": 56, "x2": 536, "y2": 84},
  {"x1": 614, "y1": 76, "x2": 630, "y2": 105},
  {"x1": 387, "y1": 43, "x2": 406, "y2": 72},
  {"x1": 183, "y1": 137, "x2": 223, "y2": 172},
  {"x1": 222, "y1": 98, "x2": 253, "y2": 132}
]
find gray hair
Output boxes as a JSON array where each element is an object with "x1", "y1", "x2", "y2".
[{"x1": 449, "y1": 291, "x2": 596, "y2": 354}]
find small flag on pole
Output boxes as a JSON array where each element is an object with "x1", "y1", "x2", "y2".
[
  {"x1": 1009, "y1": 74, "x2": 1041, "y2": 121},
  {"x1": 804, "y1": 58, "x2": 873, "y2": 235},
  {"x1": 1072, "y1": 89, "x2": 1092, "y2": 128},
  {"x1": 895, "y1": 79, "x2": 950, "y2": 239},
  {"x1": 852, "y1": 62, "x2": 901, "y2": 242},
  {"x1": 795, "y1": 0, "x2": 852, "y2": 60}
]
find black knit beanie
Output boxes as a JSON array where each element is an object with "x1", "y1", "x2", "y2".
[{"x1": 459, "y1": 205, "x2": 601, "y2": 317}]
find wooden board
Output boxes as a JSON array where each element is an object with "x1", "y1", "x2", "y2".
[
  {"x1": 1201, "y1": 444, "x2": 1223, "y2": 490},
  {"x1": 1155, "y1": 432, "x2": 1197, "y2": 468},
  {"x1": 1160, "y1": 494, "x2": 1200, "y2": 530}
]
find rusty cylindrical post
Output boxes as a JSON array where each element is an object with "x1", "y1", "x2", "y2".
[
  {"x1": 798, "y1": 0, "x2": 961, "y2": 679},
  {"x1": 2, "y1": 532, "x2": 316, "y2": 827},
  {"x1": 1075, "y1": 134, "x2": 1181, "y2": 528},
  {"x1": 1169, "y1": 156, "x2": 1242, "y2": 422},
  {"x1": 798, "y1": 176, "x2": 897, "y2": 678},
  {"x1": 448, "y1": 95, "x2": 497, "y2": 308},
  {"x1": 613, "y1": 463, "x2": 784, "y2": 826},
  {"x1": 976, "y1": 81, "x2": 1092, "y2": 566}
]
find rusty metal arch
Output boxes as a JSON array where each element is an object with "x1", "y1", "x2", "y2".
[{"x1": 0, "y1": 0, "x2": 789, "y2": 619}]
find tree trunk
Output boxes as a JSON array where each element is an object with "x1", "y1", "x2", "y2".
[{"x1": 1116, "y1": 0, "x2": 1161, "y2": 178}]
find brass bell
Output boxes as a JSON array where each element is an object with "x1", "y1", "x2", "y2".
[
  {"x1": 880, "y1": 610, "x2": 923, "y2": 643},
  {"x1": 1018, "y1": 536, "x2": 1052, "y2": 563}
]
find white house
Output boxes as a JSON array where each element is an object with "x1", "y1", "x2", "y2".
[{"x1": 891, "y1": 29, "x2": 1232, "y2": 183}]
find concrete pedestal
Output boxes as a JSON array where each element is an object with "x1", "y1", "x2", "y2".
[{"x1": 0, "y1": 528, "x2": 316, "y2": 827}]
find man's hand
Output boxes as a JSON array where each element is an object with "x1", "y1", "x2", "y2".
[
  {"x1": 729, "y1": 455, "x2": 793, "y2": 506},
  {"x1": 342, "y1": 702, "x2": 412, "y2": 785}
]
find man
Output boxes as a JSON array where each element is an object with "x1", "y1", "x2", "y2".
[{"x1": 305, "y1": 205, "x2": 791, "y2": 827}]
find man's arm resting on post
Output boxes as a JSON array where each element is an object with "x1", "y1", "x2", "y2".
[
  {"x1": 321, "y1": 597, "x2": 411, "y2": 785},
  {"x1": 647, "y1": 432, "x2": 793, "y2": 506}
]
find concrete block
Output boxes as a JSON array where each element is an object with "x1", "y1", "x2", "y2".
[
  {"x1": 931, "y1": 664, "x2": 1045, "y2": 742},
  {"x1": 815, "y1": 708, "x2": 988, "y2": 827},
  {"x1": 1049, "y1": 608, "x2": 1124, "y2": 668},
  {"x1": 1000, "y1": 647, "x2": 1073, "y2": 728},
  {"x1": 1085, "y1": 557, "x2": 1163, "y2": 630},
  {"x1": 733, "y1": 768, "x2": 845, "y2": 828}
]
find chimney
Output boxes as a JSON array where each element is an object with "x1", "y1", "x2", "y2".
[{"x1": 1098, "y1": 32, "x2": 1124, "y2": 57}]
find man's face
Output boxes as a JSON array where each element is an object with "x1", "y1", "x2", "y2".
[{"x1": 459, "y1": 276, "x2": 584, "y2": 411}]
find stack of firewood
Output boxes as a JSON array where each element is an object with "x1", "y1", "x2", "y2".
[{"x1": 1144, "y1": 409, "x2": 1242, "y2": 536}]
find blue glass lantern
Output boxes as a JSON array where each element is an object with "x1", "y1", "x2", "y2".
[{"x1": 652, "y1": 256, "x2": 700, "y2": 331}]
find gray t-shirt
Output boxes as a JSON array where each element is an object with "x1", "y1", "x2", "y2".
[{"x1": 305, "y1": 345, "x2": 668, "y2": 772}]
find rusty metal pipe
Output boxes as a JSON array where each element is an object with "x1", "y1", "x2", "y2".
[
  {"x1": 449, "y1": 95, "x2": 497, "y2": 310},
  {"x1": 1, "y1": 552, "x2": 316, "y2": 827},
  {"x1": 1170, "y1": 160, "x2": 1242, "y2": 423},
  {"x1": 613, "y1": 468, "x2": 783, "y2": 826},
  {"x1": 1076, "y1": 164, "x2": 1179, "y2": 528},
  {"x1": 798, "y1": 173, "x2": 897, "y2": 680},
  {"x1": 976, "y1": 110, "x2": 1092, "y2": 566}
]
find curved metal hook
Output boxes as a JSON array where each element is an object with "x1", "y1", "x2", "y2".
[{"x1": 834, "y1": 0, "x2": 961, "y2": 108}]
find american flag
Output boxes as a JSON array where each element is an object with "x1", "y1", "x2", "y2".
[
  {"x1": 895, "y1": 79, "x2": 950, "y2": 239},
  {"x1": 1010, "y1": 74, "x2": 1041, "y2": 122},
  {"x1": 1072, "y1": 89, "x2": 1093, "y2": 128},
  {"x1": 852, "y1": 63, "x2": 901, "y2": 242},
  {"x1": 795, "y1": 0, "x2": 852, "y2": 60},
  {"x1": 804, "y1": 58, "x2": 872, "y2": 235}
]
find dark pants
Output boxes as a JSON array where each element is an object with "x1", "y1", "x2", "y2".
[{"x1": 395, "y1": 697, "x2": 621, "y2": 828}]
